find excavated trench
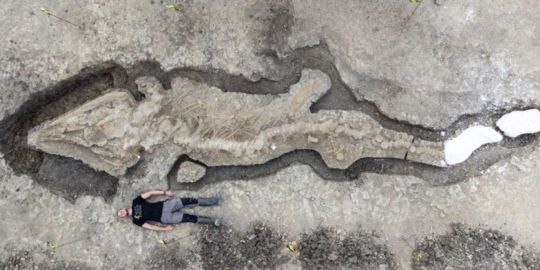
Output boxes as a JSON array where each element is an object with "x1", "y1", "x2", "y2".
[
  {"x1": 0, "y1": 43, "x2": 538, "y2": 201},
  {"x1": 168, "y1": 139, "x2": 520, "y2": 191},
  {"x1": 0, "y1": 64, "x2": 125, "y2": 202}
]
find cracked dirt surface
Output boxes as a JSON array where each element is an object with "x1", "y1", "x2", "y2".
[{"x1": 2, "y1": 0, "x2": 540, "y2": 269}]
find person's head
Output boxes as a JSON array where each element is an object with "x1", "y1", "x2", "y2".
[{"x1": 117, "y1": 208, "x2": 130, "y2": 218}]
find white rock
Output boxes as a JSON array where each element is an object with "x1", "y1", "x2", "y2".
[
  {"x1": 176, "y1": 161, "x2": 206, "y2": 183},
  {"x1": 496, "y1": 109, "x2": 540, "y2": 138},
  {"x1": 307, "y1": 136, "x2": 319, "y2": 143},
  {"x1": 444, "y1": 126, "x2": 502, "y2": 165}
]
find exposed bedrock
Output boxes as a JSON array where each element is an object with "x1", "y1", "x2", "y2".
[
  {"x1": 176, "y1": 161, "x2": 206, "y2": 183},
  {"x1": 290, "y1": 1, "x2": 540, "y2": 129},
  {"x1": 28, "y1": 69, "x2": 444, "y2": 177}
]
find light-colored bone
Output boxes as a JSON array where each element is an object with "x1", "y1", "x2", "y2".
[{"x1": 28, "y1": 69, "x2": 444, "y2": 176}]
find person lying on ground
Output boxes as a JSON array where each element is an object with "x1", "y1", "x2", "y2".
[{"x1": 117, "y1": 190, "x2": 221, "y2": 231}]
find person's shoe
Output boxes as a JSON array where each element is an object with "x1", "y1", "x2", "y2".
[
  {"x1": 197, "y1": 216, "x2": 221, "y2": 226},
  {"x1": 198, "y1": 197, "x2": 220, "y2": 207}
]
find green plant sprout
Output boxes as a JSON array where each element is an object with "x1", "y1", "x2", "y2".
[
  {"x1": 166, "y1": 4, "x2": 182, "y2": 11},
  {"x1": 40, "y1": 7, "x2": 82, "y2": 29}
]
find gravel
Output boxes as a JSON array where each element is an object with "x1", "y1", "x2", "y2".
[
  {"x1": 0, "y1": 248, "x2": 92, "y2": 270},
  {"x1": 297, "y1": 227, "x2": 398, "y2": 270},
  {"x1": 198, "y1": 223, "x2": 289, "y2": 270},
  {"x1": 413, "y1": 223, "x2": 540, "y2": 270}
]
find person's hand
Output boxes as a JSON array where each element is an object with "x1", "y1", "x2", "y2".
[
  {"x1": 165, "y1": 190, "x2": 174, "y2": 196},
  {"x1": 164, "y1": 225, "x2": 174, "y2": 231}
]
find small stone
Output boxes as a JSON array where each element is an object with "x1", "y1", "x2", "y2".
[
  {"x1": 509, "y1": 240, "x2": 518, "y2": 247},
  {"x1": 375, "y1": 135, "x2": 384, "y2": 143},
  {"x1": 435, "y1": 0, "x2": 444, "y2": 5},
  {"x1": 329, "y1": 254, "x2": 338, "y2": 261},
  {"x1": 250, "y1": 73, "x2": 262, "y2": 82},
  {"x1": 307, "y1": 136, "x2": 319, "y2": 143},
  {"x1": 362, "y1": 122, "x2": 372, "y2": 131},
  {"x1": 381, "y1": 141, "x2": 389, "y2": 150},
  {"x1": 336, "y1": 153, "x2": 345, "y2": 160},
  {"x1": 410, "y1": 146, "x2": 417, "y2": 153}
]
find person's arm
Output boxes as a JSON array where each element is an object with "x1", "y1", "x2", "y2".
[
  {"x1": 142, "y1": 223, "x2": 174, "y2": 231},
  {"x1": 140, "y1": 190, "x2": 174, "y2": 199}
]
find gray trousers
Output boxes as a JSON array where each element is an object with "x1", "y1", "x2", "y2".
[{"x1": 160, "y1": 198, "x2": 192, "y2": 224}]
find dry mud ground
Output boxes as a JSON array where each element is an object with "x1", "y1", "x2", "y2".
[{"x1": 2, "y1": 0, "x2": 540, "y2": 269}]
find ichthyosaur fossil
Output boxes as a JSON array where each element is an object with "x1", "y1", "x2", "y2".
[{"x1": 27, "y1": 69, "x2": 444, "y2": 177}]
